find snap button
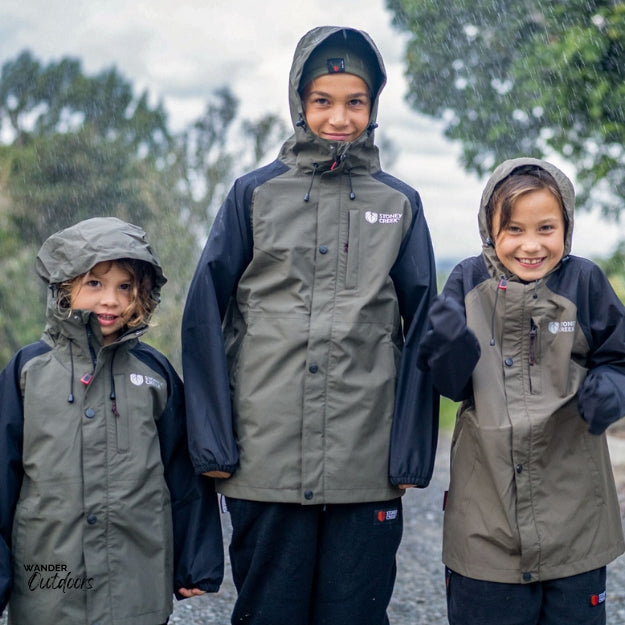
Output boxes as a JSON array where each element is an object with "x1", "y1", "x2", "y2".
[
  {"x1": 304, "y1": 490, "x2": 314, "y2": 500},
  {"x1": 319, "y1": 245, "x2": 328, "y2": 254},
  {"x1": 504, "y1": 358, "x2": 514, "y2": 367},
  {"x1": 516, "y1": 464, "x2": 523, "y2": 474},
  {"x1": 86, "y1": 514, "x2": 98, "y2": 525},
  {"x1": 85, "y1": 409, "x2": 96, "y2": 419},
  {"x1": 309, "y1": 364, "x2": 318, "y2": 374}
]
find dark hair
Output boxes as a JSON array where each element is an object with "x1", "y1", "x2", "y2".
[
  {"x1": 57, "y1": 258, "x2": 158, "y2": 327},
  {"x1": 486, "y1": 165, "x2": 569, "y2": 241}
]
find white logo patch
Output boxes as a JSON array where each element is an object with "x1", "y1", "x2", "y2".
[
  {"x1": 130, "y1": 374, "x2": 163, "y2": 390},
  {"x1": 365, "y1": 211, "x2": 403, "y2": 225},
  {"x1": 548, "y1": 320, "x2": 576, "y2": 335}
]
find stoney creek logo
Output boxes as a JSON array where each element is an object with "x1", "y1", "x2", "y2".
[
  {"x1": 364, "y1": 211, "x2": 403, "y2": 225},
  {"x1": 548, "y1": 320, "x2": 576, "y2": 335},
  {"x1": 130, "y1": 373, "x2": 163, "y2": 389},
  {"x1": 23, "y1": 563, "x2": 95, "y2": 593}
]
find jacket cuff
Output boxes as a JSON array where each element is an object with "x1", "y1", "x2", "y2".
[
  {"x1": 194, "y1": 462, "x2": 237, "y2": 475},
  {"x1": 174, "y1": 578, "x2": 221, "y2": 601},
  {"x1": 389, "y1": 475, "x2": 430, "y2": 488}
]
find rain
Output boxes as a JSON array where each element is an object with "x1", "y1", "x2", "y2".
[{"x1": 0, "y1": 1, "x2": 624, "y2": 623}]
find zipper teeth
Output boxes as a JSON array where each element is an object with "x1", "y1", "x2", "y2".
[
  {"x1": 529, "y1": 321, "x2": 537, "y2": 366},
  {"x1": 85, "y1": 325, "x2": 97, "y2": 369}
]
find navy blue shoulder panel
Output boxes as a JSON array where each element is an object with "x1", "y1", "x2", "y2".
[
  {"x1": 546, "y1": 255, "x2": 624, "y2": 351},
  {"x1": 372, "y1": 170, "x2": 428, "y2": 273},
  {"x1": 546, "y1": 255, "x2": 594, "y2": 302},
  {"x1": 12, "y1": 340, "x2": 52, "y2": 380},
  {"x1": 129, "y1": 341, "x2": 182, "y2": 391},
  {"x1": 372, "y1": 169, "x2": 420, "y2": 201},
  {"x1": 446, "y1": 255, "x2": 491, "y2": 300},
  {"x1": 235, "y1": 158, "x2": 290, "y2": 237}
]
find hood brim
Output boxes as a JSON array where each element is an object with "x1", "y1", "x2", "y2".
[{"x1": 36, "y1": 217, "x2": 167, "y2": 299}]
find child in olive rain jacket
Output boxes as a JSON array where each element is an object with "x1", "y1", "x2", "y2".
[
  {"x1": 418, "y1": 158, "x2": 625, "y2": 625},
  {"x1": 0, "y1": 217, "x2": 223, "y2": 625},
  {"x1": 182, "y1": 25, "x2": 438, "y2": 625}
]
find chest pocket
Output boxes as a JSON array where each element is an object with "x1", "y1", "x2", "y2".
[
  {"x1": 528, "y1": 318, "x2": 542, "y2": 395},
  {"x1": 113, "y1": 373, "x2": 131, "y2": 452},
  {"x1": 345, "y1": 209, "x2": 361, "y2": 290}
]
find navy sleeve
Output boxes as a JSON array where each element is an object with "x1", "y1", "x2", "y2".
[
  {"x1": 133, "y1": 344, "x2": 224, "y2": 596},
  {"x1": 0, "y1": 341, "x2": 49, "y2": 615},
  {"x1": 388, "y1": 188, "x2": 439, "y2": 488},
  {"x1": 181, "y1": 175, "x2": 254, "y2": 475},
  {"x1": 575, "y1": 262, "x2": 625, "y2": 434},
  {"x1": 417, "y1": 263, "x2": 482, "y2": 402}
]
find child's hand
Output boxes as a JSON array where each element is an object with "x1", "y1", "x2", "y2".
[
  {"x1": 202, "y1": 470, "x2": 232, "y2": 478},
  {"x1": 178, "y1": 587, "x2": 207, "y2": 598},
  {"x1": 578, "y1": 372, "x2": 623, "y2": 435}
]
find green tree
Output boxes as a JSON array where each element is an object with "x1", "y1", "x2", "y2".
[
  {"x1": 176, "y1": 87, "x2": 286, "y2": 236},
  {"x1": 387, "y1": 0, "x2": 625, "y2": 218},
  {"x1": 597, "y1": 241, "x2": 625, "y2": 302},
  {"x1": 0, "y1": 51, "x2": 286, "y2": 370}
]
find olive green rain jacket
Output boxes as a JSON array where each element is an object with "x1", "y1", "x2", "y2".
[
  {"x1": 419, "y1": 158, "x2": 625, "y2": 583},
  {"x1": 0, "y1": 218, "x2": 223, "y2": 625},
  {"x1": 182, "y1": 27, "x2": 438, "y2": 505}
]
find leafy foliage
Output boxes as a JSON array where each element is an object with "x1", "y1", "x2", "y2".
[
  {"x1": 597, "y1": 241, "x2": 625, "y2": 301},
  {"x1": 0, "y1": 51, "x2": 286, "y2": 369},
  {"x1": 387, "y1": 0, "x2": 625, "y2": 218}
]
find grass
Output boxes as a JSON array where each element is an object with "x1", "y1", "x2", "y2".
[{"x1": 439, "y1": 397, "x2": 458, "y2": 431}]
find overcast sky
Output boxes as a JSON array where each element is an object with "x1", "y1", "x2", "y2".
[{"x1": 0, "y1": 0, "x2": 620, "y2": 261}]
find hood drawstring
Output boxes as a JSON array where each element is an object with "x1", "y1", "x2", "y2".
[
  {"x1": 303, "y1": 163, "x2": 357, "y2": 202},
  {"x1": 532, "y1": 280, "x2": 540, "y2": 299},
  {"x1": 66, "y1": 321, "x2": 121, "y2": 418},
  {"x1": 489, "y1": 275, "x2": 508, "y2": 346},
  {"x1": 366, "y1": 122, "x2": 378, "y2": 137},
  {"x1": 303, "y1": 162, "x2": 319, "y2": 202},
  {"x1": 347, "y1": 169, "x2": 356, "y2": 200}
]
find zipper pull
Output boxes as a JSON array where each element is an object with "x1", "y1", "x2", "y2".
[{"x1": 80, "y1": 372, "x2": 94, "y2": 385}]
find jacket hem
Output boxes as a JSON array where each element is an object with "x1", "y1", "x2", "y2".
[
  {"x1": 443, "y1": 540, "x2": 625, "y2": 584},
  {"x1": 217, "y1": 483, "x2": 403, "y2": 504}
]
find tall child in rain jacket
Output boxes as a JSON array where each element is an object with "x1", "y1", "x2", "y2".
[
  {"x1": 182, "y1": 25, "x2": 438, "y2": 625},
  {"x1": 418, "y1": 158, "x2": 625, "y2": 625},
  {"x1": 0, "y1": 217, "x2": 223, "y2": 625}
]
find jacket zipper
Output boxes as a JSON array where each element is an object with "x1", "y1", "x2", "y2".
[{"x1": 528, "y1": 319, "x2": 537, "y2": 394}]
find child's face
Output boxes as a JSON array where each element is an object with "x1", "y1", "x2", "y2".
[
  {"x1": 301, "y1": 73, "x2": 371, "y2": 142},
  {"x1": 71, "y1": 261, "x2": 135, "y2": 344},
  {"x1": 493, "y1": 188, "x2": 566, "y2": 281}
]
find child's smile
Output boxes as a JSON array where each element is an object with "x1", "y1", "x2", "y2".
[
  {"x1": 493, "y1": 188, "x2": 565, "y2": 281},
  {"x1": 301, "y1": 73, "x2": 371, "y2": 143},
  {"x1": 71, "y1": 262, "x2": 134, "y2": 344}
]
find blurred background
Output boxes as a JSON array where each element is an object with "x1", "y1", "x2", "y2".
[{"x1": 1, "y1": 0, "x2": 623, "y2": 400}]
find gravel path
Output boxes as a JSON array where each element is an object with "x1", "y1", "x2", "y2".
[{"x1": 3, "y1": 432, "x2": 625, "y2": 624}]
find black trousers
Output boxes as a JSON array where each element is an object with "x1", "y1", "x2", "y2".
[
  {"x1": 446, "y1": 566, "x2": 607, "y2": 625},
  {"x1": 226, "y1": 497, "x2": 403, "y2": 625}
]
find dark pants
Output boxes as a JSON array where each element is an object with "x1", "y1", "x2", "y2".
[
  {"x1": 446, "y1": 566, "x2": 607, "y2": 625},
  {"x1": 226, "y1": 497, "x2": 403, "y2": 625}
]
